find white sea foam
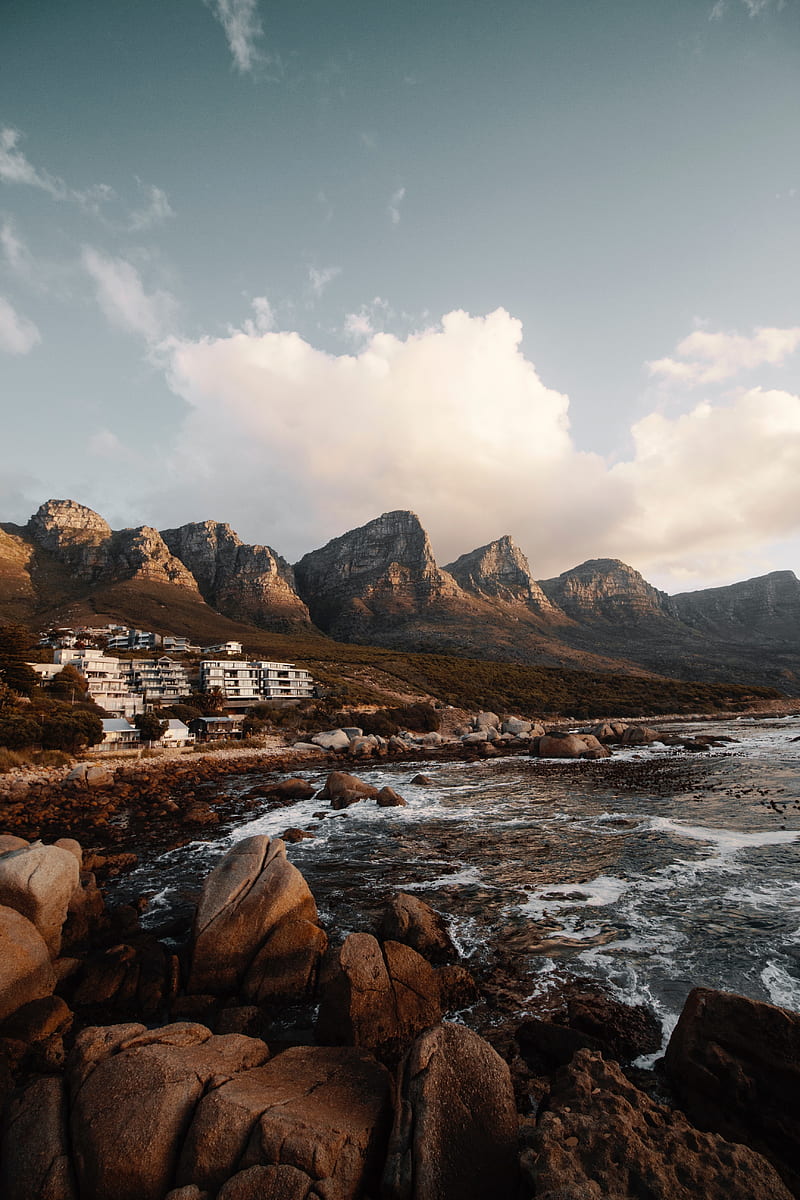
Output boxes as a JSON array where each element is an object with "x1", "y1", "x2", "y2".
[
  {"x1": 519, "y1": 874, "x2": 629, "y2": 919},
  {"x1": 646, "y1": 816, "x2": 800, "y2": 854},
  {"x1": 761, "y1": 960, "x2": 800, "y2": 1010}
]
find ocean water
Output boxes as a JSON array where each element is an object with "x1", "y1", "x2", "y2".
[{"x1": 113, "y1": 715, "x2": 800, "y2": 1045}]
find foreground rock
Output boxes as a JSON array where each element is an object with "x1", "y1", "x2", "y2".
[
  {"x1": 0, "y1": 841, "x2": 80, "y2": 955},
  {"x1": 379, "y1": 893, "x2": 455, "y2": 964},
  {"x1": 523, "y1": 1048, "x2": 792, "y2": 1200},
  {"x1": 188, "y1": 836, "x2": 326, "y2": 1004},
  {"x1": 382, "y1": 1022, "x2": 518, "y2": 1200},
  {"x1": 665, "y1": 986, "x2": 800, "y2": 1196},
  {"x1": 536, "y1": 733, "x2": 610, "y2": 760},
  {"x1": 0, "y1": 905, "x2": 56, "y2": 1022},
  {"x1": 318, "y1": 771, "x2": 379, "y2": 809},
  {"x1": 316, "y1": 933, "x2": 441, "y2": 1062},
  {"x1": 178, "y1": 1045, "x2": 392, "y2": 1200}
]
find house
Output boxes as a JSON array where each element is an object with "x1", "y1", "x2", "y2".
[
  {"x1": 162, "y1": 719, "x2": 192, "y2": 746},
  {"x1": 38, "y1": 649, "x2": 143, "y2": 718},
  {"x1": 202, "y1": 641, "x2": 243, "y2": 656},
  {"x1": 188, "y1": 715, "x2": 245, "y2": 742},
  {"x1": 199, "y1": 659, "x2": 314, "y2": 701},
  {"x1": 96, "y1": 718, "x2": 140, "y2": 748},
  {"x1": 107, "y1": 628, "x2": 159, "y2": 651}
]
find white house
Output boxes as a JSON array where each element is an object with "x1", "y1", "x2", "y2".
[
  {"x1": 199, "y1": 659, "x2": 314, "y2": 701},
  {"x1": 162, "y1": 719, "x2": 192, "y2": 746},
  {"x1": 97, "y1": 718, "x2": 140, "y2": 748}
]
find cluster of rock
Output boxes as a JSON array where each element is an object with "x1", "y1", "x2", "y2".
[{"x1": 1, "y1": 825, "x2": 800, "y2": 1199}]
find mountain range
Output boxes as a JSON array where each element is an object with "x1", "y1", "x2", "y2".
[{"x1": 2, "y1": 499, "x2": 799, "y2": 695}]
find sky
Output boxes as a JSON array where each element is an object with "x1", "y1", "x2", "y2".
[{"x1": 1, "y1": 0, "x2": 799, "y2": 594}]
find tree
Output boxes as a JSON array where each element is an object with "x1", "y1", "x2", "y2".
[
  {"x1": 184, "y1": 689, "x2": 225, "y2": 715},
  {"x1": 0, "y1": 713, "x2": 41, "y2": 749},
  {"x1": 40, "y1": 709, "x2": 103, "y2": 753},
  {"x1": 0, "y1": 622, "x2": 38, "y2": 697},
  {"x1": 134, "y1": 712, "x2": 168, "y2": 743},
  {"x1": 49, "y1": 664, "x2": 89, "y2": 702}
]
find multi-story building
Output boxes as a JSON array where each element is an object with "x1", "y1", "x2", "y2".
[
  {"x1": 48, "y1": 648, "x2": 143, "y2": 718},
  {"x1": 120, "y1": 657, "x2": 191, "y2": 704},
  {"x1": 107, "y1": 628, "x2": 159, "y2": 651},
  {"x1": 199, "y1": 659, "x2": 314, "y2": 701},
  {"x1": 202, "y1": 641, "x2": 243, "y2": 656}
]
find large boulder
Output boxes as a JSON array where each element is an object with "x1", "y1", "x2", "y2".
[
  {"x1": 311, "y1": 729, "x2": 351, "y2": 752},
  {"x1": 379, "y1": 893, "x2": 455, "y2": 964},
  {"x1": 188, "y1": 836, "x2": 324, "y2": 998},
  {"x1": 0, "y1": 1076, "x2": 76, "y2": 1200},
  {"x1": 522, "y1": 1048, "x2": 792, "y2": 1200},
  {"x1": 178, "y1": 1046, "x2": 391, "y2": 1200},
  {"x1": 318, "y1": 771, "x2": 379, "y2": 810},
  {"x1": 664, "y1": 987, "x2": 800, "y2": 1196},
  {"x1": 382, "y1": 1023, "x2": 518, "y2": 1200},
  {"x1": 536, "y1": 734, "x2": 610, "y2": 759},
  {"x1": 0, "y1": 905, "x2": 55, "y2": 1022},
  {"x1": 68, "y1": 1022, "x2": 269, "y2": 1200},
  {"x1": 65, "y1": 763, "x2": 114, "y2": 788},
  {"x1": 0, "y1": 842, "x2": 81, "y2": 956},
  {"x1": 316, "y1": 933, "x2": 441, "y2": 1061},
  {"x1": 620, "y1": 725, "x2": 660, "y2": 746}
]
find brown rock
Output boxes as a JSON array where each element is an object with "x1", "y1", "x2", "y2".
[
  {"x1": 376, "y1": 786, "x2": 407, "y2": 807},
  {"x1": 664, "y1": 986, "x2": 800, "y2": 1195},
  {"x1": 437, "y1": 963, "x2": 479, "y2": 1011},
  {"x1": 318, "y1": 771, "x2": 379, "y2": 810},
  {"x1": 267, "y1": 778, "x2": 315, "y2": 801},
  {"x1": 380, "y1": 893, "x2": 455, "y2": 964},
  {"x1": 382, "y1": 1022, "x2": 518, "y2": 1200},
  {"x1": 188, "y1": 835, "x2": 321, "y2": 996},
  {"x1": 0, "y1": 842, "x2": 81, "y2": 955},
  {"x1": 620, "y1": 724, "x2": 660, "y2": 745},
  {"x1": 316, "y1": 934, "x2": 441, "y2": 1062},
  {"x1": 537, "y1": 734, "x2": 610, "y2": 759},
  {"x1": 0, "y1": 1076, "x2": 76, "y2": 1200},
  {"x1": 238, "y1": 1047, "x2": 391, "y2": 1200},
  {"x1": 217, "y1": 1165, "x2": 313, "y2": 1199},
  {"x1": 242, "y1": 919, "x2": 328, "y2": 1005},
  {"x1": 0, "y1": 836, "x2": 29, "y2": 855},
  {"x1": 69, "y1": 1022, "x2": 269, "y2": 1200},
  {"x1": 524, "y1": 1048, "x2": 792, "y2": 1200},
  {"x1": 279, "y1": 827, "x2": 315, "y2": 843},
  {"x1": 0, "y1": 905, "x2": 56, "y2": 1022}
]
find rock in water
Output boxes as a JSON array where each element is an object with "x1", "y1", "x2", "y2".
[
  {"x1": 188, "y1": 836, "x2": 325, "y2": 1001},
  {"x1": 523, "y1": 1048, "x2": 792, "y2": 1200},
  {"x1": 380, "y1": 893, "x2": 455, "y2": 963},
  {"x1": 382, "y1": 1022, "x2": 518, "y2": 1200},
  {"x1": 664, "y1": 986, "x2": 800, "y2": 1196}
]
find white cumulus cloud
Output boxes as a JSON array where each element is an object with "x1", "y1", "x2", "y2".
[
  {"x1": 648, "y1": 325, "x2": 800, "y2": 386},
  {"x1": 0, "y1": 295, "x2": 40, "y2": 354},
  {"x1": 82, "y1": 247, "x2": 177, "y2": 343},
  {"x1": 137, "y1": 308, "x2": 800, "y2": 589}
]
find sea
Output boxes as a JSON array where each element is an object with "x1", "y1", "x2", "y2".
[{"x1": 110, "y1": 714, "x2": 800, "y2": 1052}]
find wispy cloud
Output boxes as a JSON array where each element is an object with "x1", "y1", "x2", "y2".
[
  {"x1": 0, "y1": 295, "x2": 40, "y2": 354},
  {"x1": 128, "y1": 182, "x2": 175, "y2": 232},
  {"x1": 204, "y1": 0, "x2": 275, "y2": 75},
  {"x1": 1, "y1": 125, "x2": 173, "y2": 232},
  {"x1": 82, "y1": 247, "x2": 177, "y2": 343},
  {"x1": 307, "y1": 264, "x2": 340, "y2": 299},
  {"x1": 648, "y1": 325, "x2": 800, "y2": 386},
  {"x1": 711, "y1": 0, "x2": 785, "y2": 16},
  {"x1": 0, "y1": 218, "x2": 31, "y2": 275},
  {"x1": 388, "y1": 186, "x2": 406, "y2": 226}
]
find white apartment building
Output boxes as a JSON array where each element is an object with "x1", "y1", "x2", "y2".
[
  {"x1": 50, "y1": 648, "x2": 143, "y2": 718},
  {"x1": 120, "y1": 657, "x2": 191, "y2": 704},
  {"x1": 202, "y1": 641, "x2": 243, "y2": 656},
  {"x1": 107, "y1": 628, "x2": 159, "y2": 651},
  {"x1": 199, "y1": 659, "x2": 314, "y2": 701}
]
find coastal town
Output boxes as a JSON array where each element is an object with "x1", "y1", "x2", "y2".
[{"x1": 24, "y1": 624, "x2": 316, "y2": 752}]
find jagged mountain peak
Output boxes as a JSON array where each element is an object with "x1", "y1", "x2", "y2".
[
  {"x1": 538, "y1": 557, "x2": 674, "y2": 623},
  {"x1": 28, "y1": 499, "x2": 111, "y2": 547},
  {"x1": 444, "y1": 535, "x2": 562, "y2": 617}
]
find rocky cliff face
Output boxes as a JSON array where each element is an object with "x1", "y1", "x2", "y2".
[
  {"x1": 445, "y1": 536, "x2": 564, "y2": 619},
  {"x1": 673, "y1": 571, "x2": 800, "y2": 643},
  {"x1": 538, "y1": 559, "x2": 676, "y2": 624},
  {"x1": 161, "y1": 521, "x2": 310, "y2": 630},
  {"x1": 26, "y1": 500, "x2": 198, "y2": 591},
  {"x1": 293, "y1": 511, "x2": 464, "y2": 641}
]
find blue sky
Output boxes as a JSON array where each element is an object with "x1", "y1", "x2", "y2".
[{"x1": 1, "y1": 0, "x2": 799, "y2": 591}]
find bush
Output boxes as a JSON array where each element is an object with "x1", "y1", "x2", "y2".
[
  {"x1": 0, "y1": 713, "x2": 42, "y2": 749},
  {"x1": 0, "y1": 748, "x2": 26, "y2": 772},
  {"x1": 40, "y1": 709, "x2": 104, "y2": 753}
]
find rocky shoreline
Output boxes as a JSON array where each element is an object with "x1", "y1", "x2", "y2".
[{"x1": 0, "y1": 806, "x2": 798, "y2": 1200}]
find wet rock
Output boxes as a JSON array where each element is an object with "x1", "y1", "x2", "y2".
[
  {"x1": 523, "y1": 1048, "x2": 792, "y2": 1200},
  {"x1": 316, "y1": 933, "x2": 441, "y2": 1062},
  {"x1": 68, "y1": 1022, "x2": 269, "y2": 1200},
  {"x1": 376, "y1": 786, "x2": 407, "y2": 808},
  {"x1": 0, "y1": 842, "x2": 81, "y2": 955},
  {"x1": 379, "y1": 893, "x2": 455, "y2": 963},
  {"x1": 410, "y1": 774, "x2": 432, "y2": 785},
  {"x1": 664, "y1": 986, "x2": 800, "y2": 1195},
  {"x1": 437, "y1": 963, "x2": 479, "y2": 1011},
  {"x1": 0, "y1": 1075, "x2": 76, "y2": 1200},
  {"x1": 280, "y1": 827, "x2": 315, "y2": 843},
  {"x1": 318, "y1": 771, "x2": 379, "y2": 809},
  {"x1": 536, "y1": 733, "x2": 610, "y2": 759},
  {"x1": 564, "y1": 986, "x2": 662, "y2": 1062},
  {"x1": 179, "y1": 1045, "x2": 391, "y2": 1200},
  {"x1": 62, "y1": 869, "x2": 105, "y2": 950},
  {"x1": 188, "y1": 835, "x2": 323, "y2": 997},
  {"x1": 266, "y1": 778, "x2": 315, "y2": 801},
  {"x1": 620, "y1": 725, "x2": 660, "y2": 745},
  {"x1": 516, "y1": 1018, "x2": 606, "y2": 1074},
  {"x1": 382, "y1": 1022, "x2": 518, "y2": 1200},
  {"x1": 0, "y1": 905, "x2": 55, "y2": 1022}
]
